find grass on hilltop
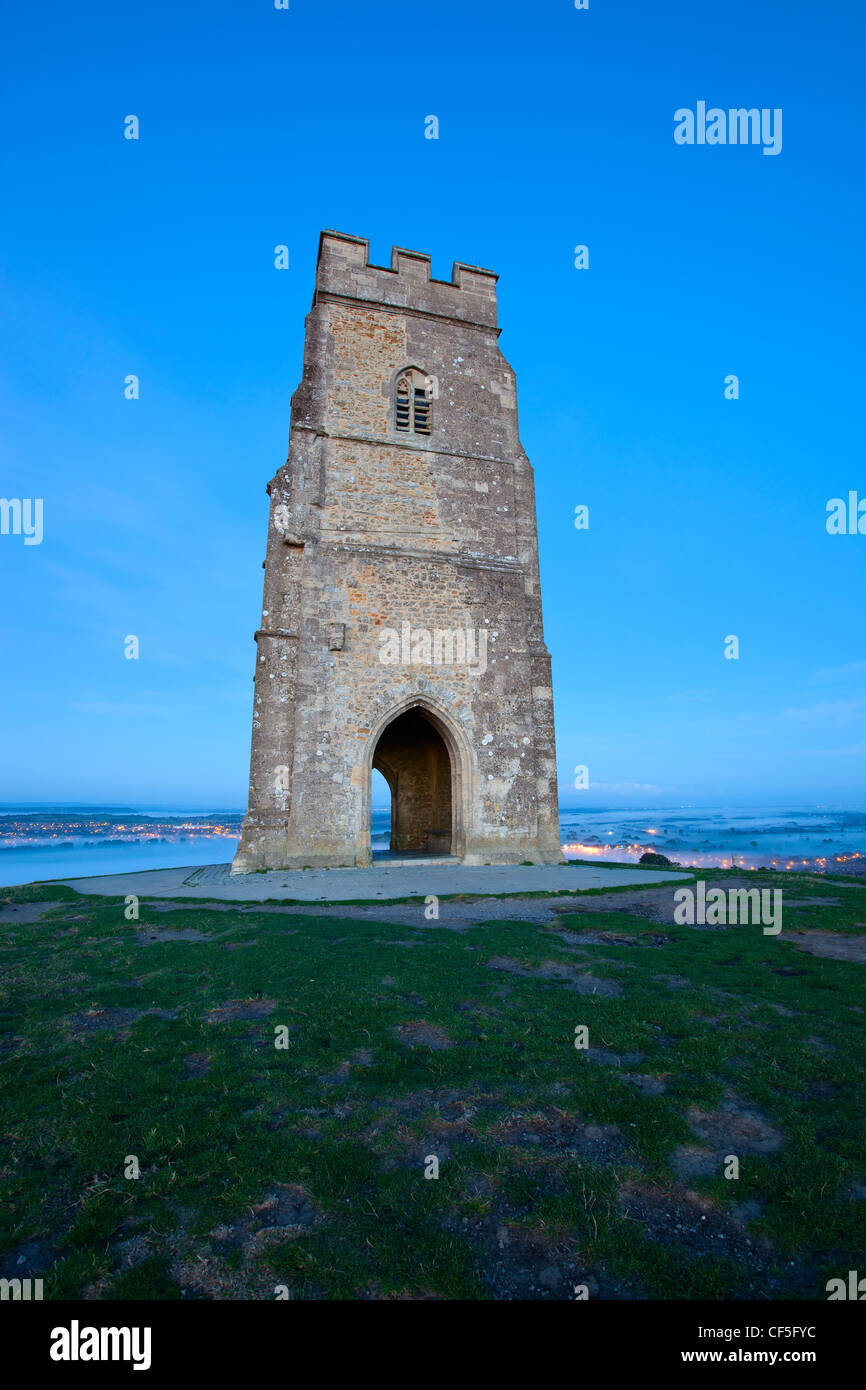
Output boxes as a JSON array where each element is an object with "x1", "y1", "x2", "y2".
[{"x1": 1, "y1": 868, "x2": 865, "y2": 1300}]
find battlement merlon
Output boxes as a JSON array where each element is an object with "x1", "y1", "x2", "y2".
[{"x1": 313, "y1": 229, "x2": 499, "y2": 330}]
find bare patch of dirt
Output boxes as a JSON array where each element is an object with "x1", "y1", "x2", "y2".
[
  {"x1": 686, "y1": 1094, "x2": 783, "y2": 1155},
  {"x1": 183, "y1": 1051, "x2": 212, "y2": 1078},
  {"x1": 71, "y1": 1006, "x2": 178, "y2": 1034},
  {"x1": 586, "y1": 1047, "x2": 645, "y2": 1067},
  {"x1": 624, "y1": 1073, "x2": 668, "y2": 1096},
  {"x1": 368, "y1": 1087, "x2": 517, "y2": 1133},
  {"x1": 169, "y1": 1184, "x2": 325, "y2": 1298},
  {"x1": 390, "y1": 1091, "x2": 434, "y2": 1119},
  {"x1": 394, "y1": 1021, "x2": 454, "y2": 1050},
  {"x1": 208, "y1": 1189, "x2": 323, "y2": 1256},
  {"x1": 149, "y1": 899, "x2": 239, "y2": 913},
  {"x1": 72, "y1": 1006, "x2": 139, "y2": 1033},
  {"x1": 204, "y1": 998, "x2": 276, "y2": 1023},
  {"x1": 488, "y1": 1112, "x2": 631, "y2": 1165},
  {"x1": 781, "y1": 930, "x2": 866, "y2": 964},
  {"x1": 442, "y1": 1194, "x2": 643, "y2": 1299},
  {"x1": 550, "y1": 925, "x2": 672, "y2": 948},
  {"x1": 0, "y1": 900, "x2": 64, "y2": 924},
  {"x1": 671, "y1": 1144, "x2": 719, "y2": 1180},
  {"x1": 553, "y1": 887, "x2": 697, "y2": 925},
  {"x1": 251, "y1": 1185, "x2": 320, "y2": 1232},
  {"x1": 486, "y1": 956, "x2": 623, "y2": 997},
  {"x1": 135, "y1": 926, "x2": 217, "y2": 943},
  {"x1": 390, "y1": 1118, "x2": 478, "y2": 1167},
  {"x1": 615, "y1": 1180, "x2": 801, "y2": 1292},
  {"x1": 113, "y1": 1233, "x2": 152, "y2": 1270}
]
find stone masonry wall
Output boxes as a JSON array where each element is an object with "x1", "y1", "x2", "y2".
[{"x1": 233, "y1": 230, "x2": 561, "y2": 871}]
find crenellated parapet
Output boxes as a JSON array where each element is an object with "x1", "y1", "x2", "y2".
[{"x1": 313, "y1": 229, "x2": 499, "y2": 330}]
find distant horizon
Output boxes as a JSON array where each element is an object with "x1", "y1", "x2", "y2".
[{"x1": 2, "y1": 799, "x2": 863, "y2": 892}]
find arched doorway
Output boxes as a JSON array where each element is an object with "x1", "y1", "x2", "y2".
[{"x1": 372, "y1": 707, "x2": 454, "y2": 855}]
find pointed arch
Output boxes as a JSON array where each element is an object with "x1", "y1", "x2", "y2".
[
  {"x1": 358, "y1": 693, "x2": 474, "y2": 862},
  {"x1": 391, "y1": 364, "x2": 433, "y2": 436}
]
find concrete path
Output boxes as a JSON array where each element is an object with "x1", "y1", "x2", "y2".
[{"x1": 49, "y1": 860, "x2": 692, "y2": 904}]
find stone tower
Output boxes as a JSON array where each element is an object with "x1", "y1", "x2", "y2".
[{"x1": 232, "y1": 230, "x2": 561, "y2": 872}]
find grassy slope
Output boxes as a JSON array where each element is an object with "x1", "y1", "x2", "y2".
[{"x1": 1, "y1": 869, "x2": 864, "y2": 1300}]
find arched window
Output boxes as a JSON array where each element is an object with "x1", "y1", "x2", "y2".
[{"x1": 395, "y1": 368, "x2": 432, "y2": 436}]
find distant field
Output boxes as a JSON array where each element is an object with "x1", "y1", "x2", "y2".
[{"x1": 1, "y1": 870, "x2": 865, "y2": 1300}]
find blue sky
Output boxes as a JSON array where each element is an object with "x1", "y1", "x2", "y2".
[{"x1": 1, "y1": 0, "x2": 864, "y2": 809}]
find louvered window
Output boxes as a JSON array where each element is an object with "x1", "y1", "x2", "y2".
[{"x1": 395, "y1": 371, "x2": 432, "y2": 435}]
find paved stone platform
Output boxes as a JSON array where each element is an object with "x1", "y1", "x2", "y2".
[{"x1": 49, "y1": 860, "x2": 692, "y2": 904}]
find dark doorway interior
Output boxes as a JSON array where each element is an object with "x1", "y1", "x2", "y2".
[{"x1": 372, "y1": 708, "x2": 453, "y2": 854}]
